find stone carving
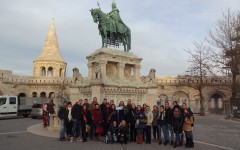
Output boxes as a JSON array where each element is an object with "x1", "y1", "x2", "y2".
[
  {"x1": 141, "y1": 68, "x2": 156, "y2": 83},
  {"x1": 72, "y1": 68, "x2": 83, "y2": 83},
  {"x1": 94, "y1": 62, "x2": 101, "y2": 79}
]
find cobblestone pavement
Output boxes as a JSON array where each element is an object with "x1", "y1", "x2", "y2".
[{"x1": 0, "y1": 114, "x2": 239, "y2": 150}]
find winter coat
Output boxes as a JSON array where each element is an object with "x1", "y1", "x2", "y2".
[
  {"x1": 71, "y1": 104, "x2": 83, "y2": 121},
  {"x1": 157, "y1": 110, "x2": 167, "y2": 125},
  {"x1": 58, "y1": 106, "x2": 68, "y2": 120},
  {"x1": 118, "y1": 125, "x2": 129, "y2": 136},
  {"x1": 47, "y1": 102, "x2": 55, "y2": 114},
  {"x1": 127, "y1": 108, "x2": 136, "y2": 125},
  {"x1": 165, "y1": 107, "x2": 173, "y2": 125},
  {"x1": 108, "y1": 125, "x2": 118, "y2": 135},
  {"x1": 145, "y1": 110, "x2": 153, "y2": 126},
  {"x1": 134, "y1": 110, "x2": 146, "y2": 129},
  {"x1": 109, "y1": 109, "x2": 117, "y2": 123},
  {"x1": 82, "y1": 110, "x2": 92, "y2": 125},
  {"x1": 105, "y1": 108, "x2": 112, "y2": 122},
  {"x1": 152, "y1": 109, "x2": 159, "y2": 126},
  {"x1": 91, "y1": 108, "x2": 103, "y2": 124},
  {"x1": 100, "y1": 103, "x2": 107, "y2": 121},
  {"x1": 182, "y1": 116, "x2": 193, "y2": 131},
  {"x1": 172, "y1": 110, "x2": 184, "y2": 133},
  {"x1": 116, "y1": 108, "x2": 126, "y2": 124}
]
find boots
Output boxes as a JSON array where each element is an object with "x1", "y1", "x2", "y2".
[
  {"x1": 139, "y1": 135, "x2": 143, "y2": 144},
  {"x1": 137, "y1": 135, "x2": 140, "y2": 144}
]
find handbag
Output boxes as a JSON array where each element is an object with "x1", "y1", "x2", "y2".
[
  {"x1": 139, "y1": 116, "x2": 147, "y2": 125},
  {"x1": 95, "y1": 124, "x2": 103, "y2": 134}
]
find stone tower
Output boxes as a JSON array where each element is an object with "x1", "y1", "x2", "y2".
[{"x1": 33, "y1": 19, "x2": 67, "y2": 78}]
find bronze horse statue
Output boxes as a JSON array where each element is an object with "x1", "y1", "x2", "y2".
[{"x1": 90, "y1": 8, "x2": 131, "y2": 51}]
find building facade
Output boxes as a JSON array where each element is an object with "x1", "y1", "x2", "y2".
[{"x1": 0, "y1": 20, "x2": 232, "y2": 114}]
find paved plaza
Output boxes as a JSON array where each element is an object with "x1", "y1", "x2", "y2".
[{"x1": 0, "y1": 114, "x2": 239, "y2": 150}]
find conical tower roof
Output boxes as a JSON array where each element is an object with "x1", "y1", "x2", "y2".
[{"x1": 34, "y1": 18, "x2": 65, "y2": 63}]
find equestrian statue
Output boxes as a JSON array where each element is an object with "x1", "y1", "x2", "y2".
[{"x1": 90, "y1": 1, "x2": 131, "y2": 52}]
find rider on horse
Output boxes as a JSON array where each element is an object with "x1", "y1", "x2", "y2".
[{"x1": 108, "y1": 1, "x2": 128, "y2": 34}]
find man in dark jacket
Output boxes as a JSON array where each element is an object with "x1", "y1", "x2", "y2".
[
  {"x1": 165, "y1": 101, "x2": 174, "y2": 145},
  {"x1": 100, "y1": 98, "x2": 108, "y2": 135},
  {"x1": 70, "y1": 100, "x2": 83, "y2": 142},
  {"x1": 58, "y1": 101, "x2": 68, "y2": 141}
]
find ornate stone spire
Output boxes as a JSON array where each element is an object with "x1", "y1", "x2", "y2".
[
  {"x1": 35, "y1": 18, "x2": 65, "y2": 62},
  {"x1": 33, "y1": 18, "x2": 67, "y2": 78}
]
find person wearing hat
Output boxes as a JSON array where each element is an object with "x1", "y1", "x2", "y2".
[{"x1": 58, "y1": 101, "x2": 68, "y2": 141}]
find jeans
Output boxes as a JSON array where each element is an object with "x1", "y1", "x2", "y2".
[
  {"x1": 145, "y1": 125, "x2": 152, "y2": 143},
  {"x1": 158, "y1": 124, "x2": 168, "y2": 142},
  {"x1": 184, "y1": 131, "x2": 193, "y2": 144},
  {"x1": 129, "y1": 124, "x2": 137, "y2": 142},
  {"x1": 107, "y1": 131, "x2": 117, "y2": 142},
  {"x1": 166, "y1": 123, "x2": 174, "y2": 142},
  {"x1": 152, "y1": 125, "x2": 159, "y2": 139},
  {"x1": 72, "y1": 120, "x2": 81, "y2": 138},
  {"x1": 175, "y1": 133, "x2": 180, "y2": 143},
  {"x1": 59, "y1": 119, "x2": 65, "y2": 139}
]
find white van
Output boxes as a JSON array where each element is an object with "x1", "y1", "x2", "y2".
[{"x1": 0, "y1": 96, "x2": 31, "y2": 118}]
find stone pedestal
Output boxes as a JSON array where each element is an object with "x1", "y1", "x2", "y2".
[
  {"x1": 70, "y1": 48, "x2": 158, "y2": 106},
  {"x1": 49, "y1": 114, "x2": 60, "y2": 131}
]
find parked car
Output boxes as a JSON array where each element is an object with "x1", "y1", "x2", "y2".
[{"x1": 31, "y1": 103, "x2": 43, "y2": 119}]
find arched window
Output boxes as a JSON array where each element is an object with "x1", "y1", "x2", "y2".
[
  {"x1": 49, "y1": 92, "x2": 55, "y2": 98},
  {"x1": 47, "y1": 67, "x2": 53, "y2": 77},
  {"x1": 32, "y1": 92, "x2": 37, "y2": 97},
  {"x1": 41, "y1": 67, "x2": 46, "y2": 76},
  {"x1": 40, "y1": 92, "x2": 46, "y2": 98},
  {"x1": 59, "y1": 68, "x2": 63, "y2": 77}
]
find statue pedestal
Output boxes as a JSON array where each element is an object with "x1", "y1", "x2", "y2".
[{"x1": 69, "y1": 48, "x2": 158, "y2": 105}]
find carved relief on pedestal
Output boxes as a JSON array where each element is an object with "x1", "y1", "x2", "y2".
[
  {"x1": 106, "y1": 62, "x2": 117, "y2": 78},
  {"x1": 124, "y1": 64, "x2": 133, "y2": 78}
]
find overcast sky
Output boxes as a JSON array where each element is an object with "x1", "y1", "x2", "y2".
[{"x1": 0, "y1": 0, "x2": 240, "y2": 77}]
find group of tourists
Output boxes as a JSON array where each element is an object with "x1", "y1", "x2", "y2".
[{"x1": 57, "y1": 97, "x2": 194, "y2": 148}]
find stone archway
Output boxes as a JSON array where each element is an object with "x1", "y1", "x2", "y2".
[
  {"x1": 40, "y1": 92, "x2": 47, "y2": 98},
  {"x1": 18, "y1": 93, "x2": 26, "y2": 97},
  {"x1": 32, "y1": 92, "x2": 37, "y2": 97},
  {"x1": 172, "y1": 91, "x2": 189, "y2": 105},
  {"x1": 209, "y1": 92, "x2": 224, "y2": 114},
  {"x1": 158, "y1": 94, "x2": 168, "y2": 106}
]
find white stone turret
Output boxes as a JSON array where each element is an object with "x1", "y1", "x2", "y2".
[{"x1": 33, "y1": 18, "x2": 67, "y2": 78}]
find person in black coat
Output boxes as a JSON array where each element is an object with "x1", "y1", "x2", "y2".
[
  {"x1": 165, "y1": 101, "x2": 174, "y2": 145},
  {"x1": 172, "y1": 105, "x2": 184, "y2": 148},
  {"x1": 118, "y1": 120, "x2": 129, "y2": 144},
  {"x1": 107, "y1": 121, "x2": 118, "y2": 143},
  {"x1": 109, "y1": 104, "x2": 117, "y2": 123},
  {"x1": 58, "y1": 101, "x2": 68, "y2": 141},
  {"x1": 127, "y1": 103, "x2": 136, "y2": 142},
  {"x1": 71, "y1": 100, "x2": 83, "y2": 141}
]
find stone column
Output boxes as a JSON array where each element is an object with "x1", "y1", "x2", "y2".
[
  {"x1": 100, "y1": 61, "x2": 107, "y2": 79},
  {"x1": 134, "y1": 64, "x2": 141, "y2": 80},
  {"x1": 88, "y1": 63, "x2": 93, "y2": 79},
  {"x1": 117, "y1": 63, "x2": 125, "y2": 79}
]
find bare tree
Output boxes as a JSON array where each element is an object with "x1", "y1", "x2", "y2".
[
  {"x1": 208, "y1": 9, "x2": 240, "y2": 101},
  {"x1": 185, "y1": 41, "x2": 216, "y2": 116}
]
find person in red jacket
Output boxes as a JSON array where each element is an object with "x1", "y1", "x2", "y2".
[{"x1": 91, "y1": 104, "x2": 103, "y2": 141}]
